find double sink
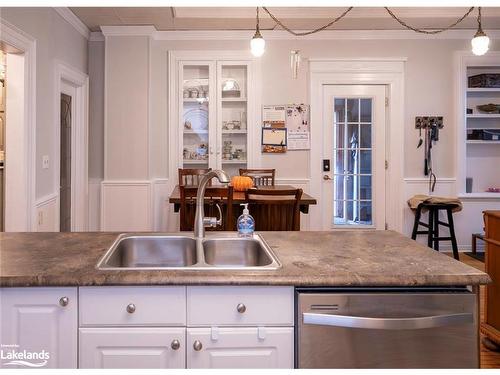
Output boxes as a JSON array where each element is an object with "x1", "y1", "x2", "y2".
[{"x1": 96, "y1": 233, "x2": 281, "y2": 271}]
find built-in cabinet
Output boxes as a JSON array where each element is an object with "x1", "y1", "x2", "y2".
[
  {"x1": 0, "y1": 287, "x2": 78, "y2": 368},
  {"x1": 169, "y1": 51, "x2": 261, "y2": 179},
  {"x1": 456, "y1": 52, "x2": 500, "y2": 197},
  {"x1": 0, "y1": 285, "x2": 293, "y2": 369}
]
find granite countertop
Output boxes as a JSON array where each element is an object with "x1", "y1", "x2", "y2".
[{"x1": 0, "y1": 231, "x2": 491, "y2": 287}]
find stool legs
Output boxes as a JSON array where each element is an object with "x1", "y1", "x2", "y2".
[
  {"x1": 447, "y1": 208, "x2": 459, "y2": 260},
  {"x1": 433, "y1": 208, "x2": 440, "y2": 252},
  {"x1": 427, "y1": 208, "x2": 434, "y2": 248},
  {"x1": 411, "y1": 206, "x2": 422, "y2": 240}
]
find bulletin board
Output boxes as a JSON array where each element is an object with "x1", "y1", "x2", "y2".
[{"x1": 261, "y1": 104, "x2": 310, "y2": 153}]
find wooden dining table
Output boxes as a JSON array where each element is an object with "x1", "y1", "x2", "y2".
[{"x1": 168, "y1": 184, "x2": 317, "y2": 230}]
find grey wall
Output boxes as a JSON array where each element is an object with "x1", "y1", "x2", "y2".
[{"x1": 0, "y1": 7, "x2": 88, "y2": 199}]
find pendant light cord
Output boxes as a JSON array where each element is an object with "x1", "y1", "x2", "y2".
[
  {"x1": 477, "y1": 7, "x2": 483, "y2": 32},
  {"x1": 261, "y1": 6, "x2": 476, "y2": 36},
  {"x1": 262, "y1": 6, "x2": 353, "y2": 36},
  {"x1": 384, "y1": 7, "x2": 475, "y2": 34}
]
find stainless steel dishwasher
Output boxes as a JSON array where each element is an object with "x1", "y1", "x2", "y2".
[{"x1": 296, "y1": 288, "x2": 478, "y2": 368}]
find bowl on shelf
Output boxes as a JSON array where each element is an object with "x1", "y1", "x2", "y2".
[{"x1": 477, "y1": 103, "x2": 500, "y2": 114}]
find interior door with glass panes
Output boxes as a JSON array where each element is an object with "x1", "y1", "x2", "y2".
[
  {"x1": 322, "y1": 85, "x2": 386, "y2": 230},
  {"x1": 180, "y1": 61, "x2": 216, "y2": 170},
  {"x1": 217, "y1": 62, "x2": 249, "y2": 177}
]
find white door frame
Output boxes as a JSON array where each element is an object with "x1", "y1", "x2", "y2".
[
  {"x1": 309, "y1": 58, "x2": 406, "y2": 232},
  {"x1": 0, "y1": 18, "x2": 36, "y2": 231},
  {"x1": 54, "y1": 62, "x2": 89, "y2": 231}
]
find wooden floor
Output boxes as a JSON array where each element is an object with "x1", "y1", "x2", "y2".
[{"x1": 457, "y1": 254, "x2": 500, "y2": 368}]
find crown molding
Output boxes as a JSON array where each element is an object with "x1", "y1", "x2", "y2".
[
  {"x1": 96, "y1": 26, "x2": 500, "y2": 41},
  {"x1": 101, "y1": 25, "x2": 156, "y2": 37},
  {"x1": 53, "y1": 7, "x2": 90, "y2": 40},
  {"x1": 89, "y1": 32, "x2": 105, "y2": 42}
]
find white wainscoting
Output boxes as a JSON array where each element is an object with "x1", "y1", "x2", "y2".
[
  {"x1": 35, "y1": 193, "x2": 59, "y2": 232},
  {"x1": 403, "y1": 177, "x2": 500, "y2": 251},
  {"x1": 152, "y1": 178, "x2": 171, "y2": 232},
  {"x1": 100, "y1": 181, "x2": 152, "y2": 231},
  {"x1": 88, "y1": 178, "x2": 102, "y2": 231}
]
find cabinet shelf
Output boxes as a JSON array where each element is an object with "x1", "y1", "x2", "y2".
[
  {"x1": 222, "y1": 130, "x2": 247, "y2": 134},
  {"x1": 467, "y1": 88, "x2": 500, "y2": 93},
  {"x1": 183, "y1": 98, "x2": 209, "y2": 103},
  {"x1": 466, "y1": 140, "x2": 500, "y2": 144},
  {"x1": 221, "y1": 97, "x2": 247, "y2": 102},
  {"x1": 184, "y1": 130, "x2": 208, "y2": 134},
  {"x1": 467, "y1": 114, "x2": 500, "y2": 118},
  {"x1": 222, "y1": 159, "x2": 247, "y2": 164},
  {"x1": 183, "y1": 159, "x2": 209, "y2": 164}
]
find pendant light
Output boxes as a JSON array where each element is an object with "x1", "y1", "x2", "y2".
[
  {"x1": 250, "y1": 7, "x2": 265, "y2": 57},
  {"x1": 471, "y1": 7, "x2": 490, "y2": 56}
]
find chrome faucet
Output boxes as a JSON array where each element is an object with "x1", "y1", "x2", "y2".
[{"x1": 194, "y1": 169, "x2": 230, "y2": 238}]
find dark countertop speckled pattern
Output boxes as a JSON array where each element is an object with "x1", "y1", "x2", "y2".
[{"x1": 0, "y1": 231, "x2": 491, "y2": 287}]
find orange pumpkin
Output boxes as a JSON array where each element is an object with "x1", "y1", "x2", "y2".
[{"x1": 231, "y1": 176, "x2": 253, "y2": 192}]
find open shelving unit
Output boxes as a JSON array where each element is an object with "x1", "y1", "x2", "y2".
[{"x1": 456, "y1": 52, "x2": 500, "y2": 199}]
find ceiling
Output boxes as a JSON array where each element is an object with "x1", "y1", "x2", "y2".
[{"x1": 70, "y1": 7, "x2": 500, "y2": 33}]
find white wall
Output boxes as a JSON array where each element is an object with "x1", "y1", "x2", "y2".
[
  {"x1": 99, "y1": 31, "x2": 500, "y2": 246},
  {"x1": 0, "y1": 7, "x2": 88, "y2": 208}
]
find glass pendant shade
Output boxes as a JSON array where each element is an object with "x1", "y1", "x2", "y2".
[
  {"x1": 471, "y1": 30, "x2": 490, "y2": 56},
  {"x1": 250, "y1": 30, "x2": 265, "y2": 57}
]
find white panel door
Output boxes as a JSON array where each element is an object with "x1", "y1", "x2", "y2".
[
  {"x1": 187, "y1": 327, "x2": 294, "y2": 368},
  {"x1": 0, "y1": 287, "x2": 78, "y2": 369},
  {"x1": 79, "y1": 327, "x2": 185, "y2": 368},
  {"x1": 322, "y1": 85, "x2": 386, "y2": 230}
]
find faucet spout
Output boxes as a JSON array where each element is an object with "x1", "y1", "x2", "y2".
[{"x1": 194, "y1": 169, "x2": 230, "y2": 238}]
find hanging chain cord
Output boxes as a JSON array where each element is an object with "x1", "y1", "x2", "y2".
[
  {"x1": 256, "y1": 6, "x2": 260, "y2": 32},
  {"x1": 261, "y1": 7, "x2": 353, "y2": 36},
  {"x1": 384, "y1": 7, "x2": 475, "y2": 34},
  {"x1": 477, "y1": 7, "x2": 483, "y2": 33}
]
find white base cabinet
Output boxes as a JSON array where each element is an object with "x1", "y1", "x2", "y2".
[
  {"x1": 0, "y1": 287, "x2": 78, "y2": 369},
  {"x1": 79, "y1": 327, "x2": 185, "y2": 368},
  {"x1": 187, "y1": 327, "x2": 294, "y2": 369}
]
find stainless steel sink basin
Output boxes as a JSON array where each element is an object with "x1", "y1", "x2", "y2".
[
  {"x1": 203, "y1": 237, "x2": 277, "y2": 267},
  {"x1": 96, "y1": 233, "x2": 281, "y2": 271},
  {"x1": 97, "y1": 235, "x2": 197, "y2": 270}
]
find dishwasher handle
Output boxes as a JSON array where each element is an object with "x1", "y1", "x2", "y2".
[{"x1": 303, "y1": 312, "x2": 473, "y2": 330}]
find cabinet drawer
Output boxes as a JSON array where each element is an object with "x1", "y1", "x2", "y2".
[
  {"x1": 79, "y1": 286, "x2": 186, "y2": 326},
  {"x1": 187, "y1": 286, "x2": 294, "y2": 326}
]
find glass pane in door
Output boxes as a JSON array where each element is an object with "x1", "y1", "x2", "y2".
[
  {"x1": 182, "y1": 65, "x2": 210, "y2": 169},
  {"x1": 220, "y1": 64, "x2": 247, "y2": 177},
  {"x1": 333, "y1": 97, "x2": 373, "y2": 226}
]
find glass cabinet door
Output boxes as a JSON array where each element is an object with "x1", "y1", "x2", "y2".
[
  {"x1": 218, "y1": 62, "x2": 249, "y2": 177},
  {"x1": 181, "y1": 63, "x2": 215, "y2": 170}
]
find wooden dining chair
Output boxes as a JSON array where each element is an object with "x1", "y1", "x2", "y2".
[
  {"x1": 178, "y1": 168, "x2": 212, "y2": 186},
  {"x1": 179, "y1": 185, "x2": 234, "y2": 231},
  {"x1": 245, "y1": 188, "x2": 303, "y2": 231},
  {"x1": 239, "y1": 168, "x2": 275, "y2": 186}
]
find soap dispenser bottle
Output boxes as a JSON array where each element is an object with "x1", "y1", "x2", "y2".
[{"x1": 237, "y1": 203, "x2": 255, "y2": 237}]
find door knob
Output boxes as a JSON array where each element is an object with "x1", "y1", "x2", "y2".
[
  {"x1": 59, "y1": 297, "x2": 69, "y2": 307},
  {"x1": 126, "y1": 303, "x2": 136, "y2": 313},
  {"x1": 323, "y1": 175, "x2": 333, "y2": 181},
  {"x1": 193, "y1": 340, "x2": 203, "y2": 351},
  {"x1": 171, "y1": 339, "x2": 180, "y2": 350}
]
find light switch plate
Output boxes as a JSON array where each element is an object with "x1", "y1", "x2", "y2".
[{"x1": 42, "y1": 155, "x2": 49, "y2": 169}]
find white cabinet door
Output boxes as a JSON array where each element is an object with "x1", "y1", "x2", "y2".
[
  {"x1": 187, "y1": 327, "x2": 294, "y2": 369},
  {"x1": 0, "y1": 287, "x2": 78, "y2": 369},
  {"x1": 79, "y1": 327, "x2": 185, "y2": 368}
]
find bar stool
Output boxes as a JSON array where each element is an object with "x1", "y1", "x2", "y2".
[{"x1": 411, "y1": 203, "x2": 460, "y2": 260}]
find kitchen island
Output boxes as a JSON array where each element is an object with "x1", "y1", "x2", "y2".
[{"x1": 0, "y1": 231, "x2": 491, "y2": 369}]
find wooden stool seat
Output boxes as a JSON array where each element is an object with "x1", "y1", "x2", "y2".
[{"x1": 411, "y1": 202, "x2": 460, "y2": 260}]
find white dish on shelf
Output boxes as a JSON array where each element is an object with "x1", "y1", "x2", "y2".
[{"x1": 183, "y1": 107, "x2": 208, "y2": 131}]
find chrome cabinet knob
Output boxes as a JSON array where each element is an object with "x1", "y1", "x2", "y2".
[
  {"x1": 193, "y1": 340, "x2": 203, "y2": 351},
  {"x1": 171, "y1": 339, "x2": 180, "y2": 350},
  {"x1": 59, "y1": 297, "x2": 69, "y2": 307},
  {"x1": 126, "y1": 303, "x2": 136, "y2": 314},
  {"x1": 237, "y1": 303, "x2": 246, "y2": 313}
]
